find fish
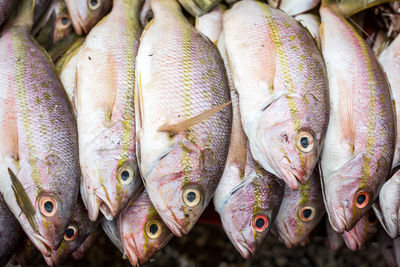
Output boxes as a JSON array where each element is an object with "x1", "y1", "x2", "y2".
[
  {"x1": 223, "y1": 0, "x2": 329, "y2": 190},
  {"x1": 72, "y1": 229, "x2": 100, "y2": 260},
  {"x1": 319, "y1": 4, "x2": 395, "y2": 233},
  {"x1": 135, "y1": 0, "x2": 231, "y2": 236},
  {"x1": 139, "y1": 0, "x2": 152, "y2": 27},
  {"x1": 51, "y1": 34, "x2": 84, "y2": 70},
  {"x1": 272, "y1": 169, "x2": 325, "y2": 248},
  {"x1": 373, "y1": 171, "x2": 400, "y2": 239},
  {"x1": 323, "y1": 0, "x2": 398, "y2": 17},
  {"x1": 0, "y1": 0, "x2": 80, "y2": 257},
  {"x1": 195, "y1": 4, "x2": 225, "y2": 44},
  {"x1": 379, "y1": 33, "x2": 400, "y2": 168},
  {"x1": 326, "y1": 217, "x2": 343, "y2": 250},
  {"x1": 342, "y1": 209, "x2": 379, "y2": 250},
  {"x1": 75, "y1": 0, "x2": 144, "y2": 221},
  {"x1": 294, "y1": 13, "x2": 321, "y2": 49},
  {"x1": 46, "y1": 196, "x2": 100, "y2": 266},
  {"x1": 377, "y1": 229, "x2": 398, "y2": 267},
  {"x1": 65, "y1": 0, "x2": 112, "y2": 35},
  {"x1": 119, "y1": 190, "x2": 174, "y2": 266},
  {"x1": 101, "y1": 217, "x2": 124, "y2": 254},
  {"x1": 267, "y1": 0, "x2": 320, "y2": 16},
  {"x1": 33, "y1": 0, "x2": 51, "y2": 24},
  {"x1": 0, "y1": 0, "x2": 17, "y2": 27},
  {"x1": 178, "y1": 0, "x2": 222, "y2": 16},
  {"x1": 0, "y1": 194, "x2": 24, "y2": 266},
  {"x1": 214, "y1": 29, "x2": 284, "y2": 258},
  {"x1": 33, "y1": 0, "x2": 73, "y2": 50}
]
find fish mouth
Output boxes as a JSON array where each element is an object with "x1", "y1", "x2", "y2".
[
  {"x1": 43, "y1": 255, "x2": 55, "y2": 266},
  {"x1": 65, "y1": 0, "x2": 85, "y2": 35},
  {"x1": 280, "y1": 168, "x2": 300, "y2": 190},
  {"x1": 30, "y1": 233, "x2": 55, "y2": 258},
  {"x1": 123, "y1": 234, "x2": 140, "y2": 266},
  {"x1": 162, "y1": 211, "x2": 184, "y2": 237},
  {"x1": 85, "y1": 187, "x2": 116, "y2": 221},
  {"x1": 343, "y1": 231, "x2": 359, "y2": 251},
  {"x1": 235, "y1": 239, "x2": 255, "y2": 259},
  {"x1": 274, "y1": 226, "x2": 295, "y2": 248},
  {"x1": 327, "y1": 206, "x2": 347, "y2": 234}
]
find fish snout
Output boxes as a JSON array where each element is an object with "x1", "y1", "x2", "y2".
[
  {"x1": 235, "y1": 239, "x2": 255, "y2": 259},
  {"x1": 327, "y1": 206, "x2": 347, "y2": 234},
  {"x1": 343, "y1": 231, "x2": 359, "y2": 251},
  {"x1": 30, "y1": 232, "x2": 56, "y2": 258},
  {"x1": 43, "y1": 255, "x2": 55, "y2": 266},
  {"x1": 124, "y1": 234, "x2": 140, "y2": 266}
]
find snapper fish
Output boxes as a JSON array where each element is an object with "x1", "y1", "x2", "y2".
[
  {"x1": 223, "y1": 0, "x2": 329, "y2": 190},
  {"x1": 267, "y1": 0, "x2": 320, "y2": 16},
  {"x1": 0, "y1": 0, "x2": 80, "y2": 257}
]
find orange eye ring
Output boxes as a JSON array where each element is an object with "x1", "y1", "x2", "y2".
[
  {"x1": 354, "y1": 191, "x2": 370, "y2": 209},
  {"x1": 64, "y1": 225, "x2": 78, "y2": 241},
  {"x1": 298, "y1": 206, "x2": 315, "y2": 222},
  {"x1": 366, "y1": 211, "x2": 378, "y2": 226},
  {"x1": 253, "y1": 214, "x2": 269, "y2": 232},
  {"x1": 39, "y1": 196, "x2": 58, "y2": 217}
]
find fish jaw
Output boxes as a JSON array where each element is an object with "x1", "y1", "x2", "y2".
[{"x1": 342, "y1": 211, "x2": 379, "y2": 250}]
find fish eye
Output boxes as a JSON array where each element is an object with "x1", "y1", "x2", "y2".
[
  {"x1": 145, "y1": 220, "x2": 162, "y2": 239},
  {"x1": 117, "y1": 165, "x2": 134, "y2": 185},
  {"x1": 39, "y1": 196, "x2": 58, "y2": 217},
  {"x1": 354, "y1": 190, "x2": 370, "y2": 209},
  {"x1": 296, "y1": 131, "x2": 314, "y2": 153},
  {"x1": 64, "y1": 225, "x2": 78, "y2": 241},
  {"x1": 366, "y1": 211, "x2": 378, "y2": 226},
  {"x1": 144, "y1": 11, "x2": 154, "y2": 25},
  {"x1": 60, "y1": 15, "x2": 70, "y2": 27},
  {"x1": 88, "y1": 0, "x2": 102, "y2": 10},
  {"x1": 182, "y1": 188, "x2": 202, "y2": 207},
  {"x1": 298, "y1": 206, "x2": 315, "y2": 222},
  {"x1": 253, "y1": 214, "x2": 269, "y2": 232}
]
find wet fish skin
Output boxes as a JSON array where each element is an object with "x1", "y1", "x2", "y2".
[
  {"x1": 0, "y1": 0, "x2": 80, "y2": 257},
  {"x1": 0, "y1": 194, "x2": 24, "y2": 266},
  {"x1": 319, "y1": 5, "x2": 395, "y2": 233},
  {"x1": 326, "y1": 217, "x2": 343, "y2": 250},
  {"x1": 223, "y1": 0, "x2": 329, "y2": 190},
  {"x1": 47, "y1": 197, "x2": 99, "y2": 266},
  {"x1": 342, "y1": 209, "x2": 379, "y2": 250},
  {"x1": 268, "y1": 0, "x2": 320, "y2": 16},
  {"x1": 294, "y1": 13, "x2": 321, "y2": 49},
  {"x1": 65, "y1": 0, "x2": 112, "y2": 35},
  {"x1": 272, "y1": 169, "x2": 325, "y2": 248},
  {"x1": 71, "y1": 229, "x2": 100, "y2": 260},
  {"x1": 135, "y1": 0, "x2": 231, "y2": 236},
  {"x1": 0, "y1": 0, "x2": 16, "y2": 27},
  {"x1": 195, "y1": 4, "x2": 225, "y2": 43},
  {"x1": 119, "y1": 190, "x2": 173, "y2": 266},
  {"x1": 76, "y1": 0, "x2": 143, "y2": 221},
  {"x1": 101, "y1": 217, "x2": 124, "y2": 254}
]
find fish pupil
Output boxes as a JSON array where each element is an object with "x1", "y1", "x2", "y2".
[
  {"x1": 121, "y1": 170, "x2": 130, "y2": 181},
  {"x1": 255, "y1": 218, "x2": 265, "y2": 228},
  {"x1": 149, "y1": 224, "x2": 159, "y2": 235},
  {"x1": 65, "y1": 228, "x2": 75, "y2": 238},
  {"x1": 44, "y1": 201, "x2": 53, "y2": 212},
  {"x1": 302, "y1": 209, "x2": 312, "y2": 218},
  {"x1": 61, "y1": 17, "x2": 69, "y2": 25},
  {"x1": 300, "y1": 137, "x2": 309, "y2": 148},
  {"x1": 90, "y1": 0, "x2": 98, "y2": 7},
  {"x1": 186, "y1": 192, "x2": 196, "y2": 202},
  {"x1": 357, "y1": 194, "x2": 366, "y2": 205}
]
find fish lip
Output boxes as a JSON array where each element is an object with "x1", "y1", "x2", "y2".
[
  {"x1": 235, "y1": 239, "x2": 254, "y2": 259},
  {"x1": 162, "y1": 212, "x2": 184, "y2": 237},
  {"x1": 65, "y1": 0, "x2": 84, "y2": 35},
  {"x1": 124, "y1": 234, "x2": 140, "y2": 266},
  {"x1": 30, "y1": 233, "x2": 55, "y2": 258},
  {"x1": 280, "y1": 168, "x2": 299, "y2": 190},
  {"x1": 44, "y1": 255, "x2": 55, "y2": 266},
  {"x1": 274, "y1": 226, "x2": 295, "y2": 248},
  {"x1": 327, "y1": 206, "x2": 346, "y2": 234},
  {"x1": 343, "y1": 231, "x2": 359, "y2": 251}
]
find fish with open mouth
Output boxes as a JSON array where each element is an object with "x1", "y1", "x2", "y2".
[
  {"x1": 319, "y1": 3, "x2": 395, "y2": 233},
  {"x1": 223, "y1": 0, "x2": 329, "y2": 190},
  {"x1": 135, "y1": 0, "x2": 231, "y2": 236},
  {"x1": 119, "y1": 190, "x2": 174, "y2": 266},
  {"x1": 75, "y1": 0, "x2": 144, "y2": 221},
  {"x1": 0, "y1": 0, "x2": 80, "y2": 258}
]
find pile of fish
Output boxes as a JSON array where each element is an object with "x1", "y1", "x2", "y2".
[{"x1": 1, "y1": 0, "x2": 400, "y2": 266}]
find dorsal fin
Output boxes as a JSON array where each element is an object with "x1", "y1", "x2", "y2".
[{"x1": 158, "y1": 101, "x2": 232, "y2": 135}]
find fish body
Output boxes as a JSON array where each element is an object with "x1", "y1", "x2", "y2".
[
  {"x1": 0, "y1": 0, "x2": 16, "y2": 27},
  {"x1": 101, "y1": 217, "x2": 124, "y2": 254},
  {"x1": 119, "y1": 190, "x2": 173, "y2": 266},
  {"x1": 272, "y1": 169, "x2": 325, "y2": 248},
  {"x1": 76, "y1": 0, "x2": 143, "y2": 221},
  {"x1": 135, "y1": 0, "x2": 231, "y2": 236},
  {"x1": 294, "y1": 13, "x2": 321, "y2": 49},
  {"x1": 268, "y1": 0, "x2": 320, "y2": 16},
  {"x1": 178, "y1": 0, "x2": 222, "y2": 16},
  {"x1": 214, "y1": 31, "x2": 284, "y2": 259},
  {"x1": 65, "y1": 0, "x2": 112, "y2": 35},
  {"x1": 0, "y1": 194, "x2": 23, "y2": 266},
  {"x1": 342, "y1": 210, "x2": 379, "y2": 250},
  {"x1": 0, "y1": 0, "x2": 80, "y2": 257},
  {"x1": 319, "y1": 5, "x2": 395, "y2": 233},
  {"x1": 195, "y1": 4, "x2": 225, "y2": 43},
  {"x1": 223, "y1": 0, "x2": 329, "y2": 190}
]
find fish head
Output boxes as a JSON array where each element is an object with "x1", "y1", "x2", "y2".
[
  {"x1": 219, "y1": 174, "x2": 284, "y2": 258},
  {"x1": 145, "y1": 140, "x2": 220, "y2": 236},
  {"x1": 65, "y1": 0, "x2": 112, "y2": 35},
  {"x1": 80, "y1": 144, "x2": 142, "y2": 221},
  {"x1": 255, "y1": 113, "x2": 320, "y2": 189},
  {"x1": 324, "y1": 154, "x2": 381, "y2": 233},
  {"x1": 52, "y1": 2, "x2": 73, "y2": 44},
  {"x1": 273, "y1": 170, "x2": 325, "y2": 247},
  {"x1": 119, "y1": 192, "x2": 173, "y2": 265},
  {"x1": 342, "y1": 209, "x2": 379, "y2": 251},
  {"x1": 50, "y1": 197, "x2": 99, "y2": 265}
]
